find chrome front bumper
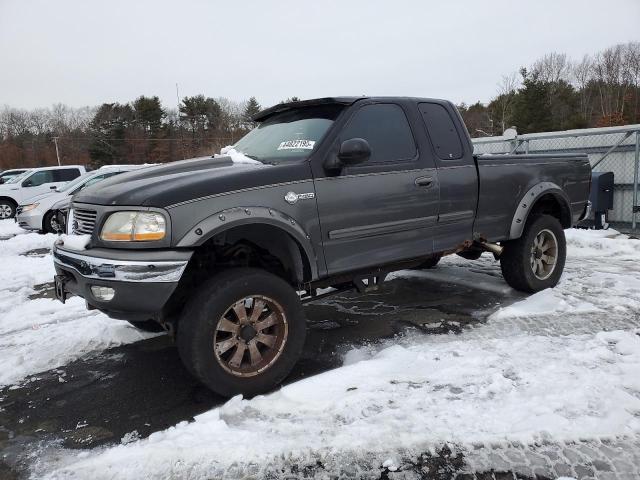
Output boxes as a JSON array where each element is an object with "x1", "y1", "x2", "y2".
[{"x1": 52, "y1": 242, "x2": 190, "y2": 283}]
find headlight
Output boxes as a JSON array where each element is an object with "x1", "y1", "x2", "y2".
[
  {"x1": 100, "y1": 211, "x2": 166, "y2": 242},
  {"x1": 21, "y1": 203, "x2": 39, "y2": 212}
]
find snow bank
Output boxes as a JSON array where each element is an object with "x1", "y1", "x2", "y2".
[
  {"x1": 0, "y1": 218, "x2": 25, "y2": 237},
  {"x1": 34, "y1": 227, "x2": 640, "y2": 480},
  {"x1": 0, "y1": 232, "x2": 158, "y2": 388},
  {"x1": 38, "y1": 329, "x2": 640, "y2": 479},
  {"x1": 216, "y1": 145, "x2": 262, "y2": 164}
]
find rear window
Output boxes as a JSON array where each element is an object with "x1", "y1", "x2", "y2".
[{"x1": 419, "y1": 103, "x2": 463, "y2": 160}]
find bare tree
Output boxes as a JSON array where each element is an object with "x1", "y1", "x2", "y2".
[
  {"x1": 495, "y1": 72, "x2": 519, "y2": 133},
  {"x1": 592, "y1": 44, "x2": 628, "y2": 124},
  {"x1": 532, "y1": 52, "x2": 571, "y2": 84},
  {"x1": 572, "y1": 54, "x2": 594, "y2": 123},
  {"x1": 624, "y1": 42, "x2": 640, "y2": 123}
]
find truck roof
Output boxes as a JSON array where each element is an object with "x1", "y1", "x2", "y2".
[{"x1": 254, "y1": 96, "x2": 455, "y2": 122}]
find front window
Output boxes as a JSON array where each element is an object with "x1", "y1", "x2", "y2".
[
  {"x1": 6, "y1": 170, "x2": 31, "y2": 184},
  {"x1": 232, "y1": 105, "x2": 343, "y2": 164}
]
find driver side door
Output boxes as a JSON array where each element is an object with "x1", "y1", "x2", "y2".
[{"x1": 313, "y1": 102, "x2": 440, "y2": 275}]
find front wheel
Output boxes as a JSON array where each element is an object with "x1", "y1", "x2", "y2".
[
  {"x1": 0, "y1": 200, "x2": 16, "y2": 220},
  {"x1": 177, "y1": 268, "x2": 306, "y2": 397},
  {"x1": 500, "y1": 214, "x2": 566, "y2": 292},
  {"x1": 43, "y1": 211, "x2": 60, "y2": 234}
]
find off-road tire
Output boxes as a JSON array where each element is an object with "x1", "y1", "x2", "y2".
[
  {"x1": 500, "y1": 214, "x2": 566, "y2": 293},
  {"x1": 177, "y1": 268, "x2": 306, "y2": 397},
  {"x1": 0, "y1": 199, "x2": 16, "y2": 220},
  {"x1": 127, "y1": 320, "x2": 166, "y2": 333},
  {"x1": 418, "y1": 253, "x2": 442, "y2": 269}
]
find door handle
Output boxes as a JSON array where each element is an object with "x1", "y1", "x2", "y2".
[{"x1": 414, "y1": 176, "x2": 434, "y2": 188}]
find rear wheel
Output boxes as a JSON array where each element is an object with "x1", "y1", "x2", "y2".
[
  {"x1": 177, "y1": 268, "x2": 306, "y2": 397},
  {"x1": 500, "y1": 214, "x2": 566, "y2": 292},
  {"x1": 0, "y1": 200, "x2": 16, "y2": 220}
]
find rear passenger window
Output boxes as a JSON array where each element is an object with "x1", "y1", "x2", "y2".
[
  {"x1": 53, "y1": 168, "x2": 81, "y2": 182},
  {"x1": 341, "y1": 104, "x2": 416, "y2": 163},
  {"x1": 419, "y1": 103, "x2": 463, "y2": 160}
]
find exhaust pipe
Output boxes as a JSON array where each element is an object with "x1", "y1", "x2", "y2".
[{"x1": 477, "y1": 241, "x2": 503, "y2": 257}]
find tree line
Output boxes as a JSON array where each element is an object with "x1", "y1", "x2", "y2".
[
  {"x1": 1, "y1": 41, "x2": 639, "y2": 170},
  {"x1": 0, "y1": 95, "x2": 265, "y2": 170},
  {"x1": 460, "y1": 41, "x2": 640, "y2": 137}
]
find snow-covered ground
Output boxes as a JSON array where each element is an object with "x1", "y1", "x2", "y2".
[
  {"x1": 0, "y1": 220, "x2": 157, "y2": 387},
  {"x1": 2, "y1": 220, "x2": 640, "y2": 479}
]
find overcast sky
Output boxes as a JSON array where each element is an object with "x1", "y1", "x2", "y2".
[{"x1": 1, "y1": 0, "x2": 639, "y2": 110}]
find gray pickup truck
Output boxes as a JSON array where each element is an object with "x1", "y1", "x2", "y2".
[{"x1": 53, "y1": 97, "x2": 591, "y2": 396}]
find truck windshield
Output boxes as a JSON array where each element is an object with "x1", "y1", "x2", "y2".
[{"x1": 232, "y1": 105, "x2": 343, "y2": 163}]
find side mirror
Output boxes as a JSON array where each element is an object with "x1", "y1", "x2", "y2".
[
  {"x1": 0, "y1": 178, "x2": 4, "y2": 185},
  {"x1": 338, "y1": 138, "x2": 371, "y2": 166}
]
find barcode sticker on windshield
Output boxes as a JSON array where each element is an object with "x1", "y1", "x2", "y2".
[{"x1": 277, "y1": 140, "x2": 315, "y2": 150}]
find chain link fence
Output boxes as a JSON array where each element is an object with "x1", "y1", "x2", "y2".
[{"x1": 472, "y1": 125, "x2": 640, "y2": 232}]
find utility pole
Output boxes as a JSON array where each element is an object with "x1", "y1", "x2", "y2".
[
  {"x1": 52, "y1": 137, "x2": 61, "y2": 166},
  {"x1": 176, "y1": 83, "x2": 187, "y2": 160}
]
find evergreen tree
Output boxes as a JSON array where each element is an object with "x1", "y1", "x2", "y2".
[
  {"x1": 242, "y1": 96, "x2": 261, "y2": 127},
  {"x1": 511, "y1": 69, "x2": 554, "y2": 134},
  {"x1": 88, "y1": 103, "x2": 134, "y2": 166},
  {"x1": 132, "y1": 95, "x2": 165, "y2": 133}
]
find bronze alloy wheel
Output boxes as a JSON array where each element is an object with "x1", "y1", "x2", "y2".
[
  {"x1": 530, "y1": 228, "x2": 558, "y2": 280},
  {"x1": 213, "y1": 296, "x2": 288, "y2": 377}
]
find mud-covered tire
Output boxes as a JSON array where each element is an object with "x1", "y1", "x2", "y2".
[
  {"x1": 500, "y1": 214, "x2": 566, "y2": 293},
  {"x1": 417, "y1": 253, "x2": 442, "y2": 269},
  {"x1": 177, "y1": 268, "x2": 306, "y2": 398},
  {"x1": 0, "y1": 199, "x2": 16, "y2": 220},
  {"x1": 127, "y1": 320, "x2": 166, "y2": 333}
]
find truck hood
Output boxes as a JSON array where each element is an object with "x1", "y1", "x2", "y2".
[{"x1": 73, "y1": 156, "x2": 310, "y2": 208}]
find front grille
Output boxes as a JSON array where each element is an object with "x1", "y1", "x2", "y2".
[{"x1": 72, "y1": 208, "x2": 97, "y2": 235}]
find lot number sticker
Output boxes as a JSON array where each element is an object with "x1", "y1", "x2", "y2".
[{"x1": 277, "y1": 140, "x2": 315, "y2": 150}]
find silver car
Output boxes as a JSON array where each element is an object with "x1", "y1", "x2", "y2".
[{"x1": 16, "y1": 165, "x2": 145, "y2": 233}]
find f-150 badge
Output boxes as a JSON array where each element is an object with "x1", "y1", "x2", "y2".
[{"x1": 284, "y1": 191, "x2": 315, "y2": 204}]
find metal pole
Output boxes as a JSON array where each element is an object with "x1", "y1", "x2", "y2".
[
  {"x1": 633, "y1": 130, "x2": 640, "y2": 231},
  {"x1": 53, "y1": 137, "x2": 61, "y2": 166}
]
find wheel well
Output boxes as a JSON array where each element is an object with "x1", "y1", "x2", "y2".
[
  {"x1": 0, "y1": 196, "x2": 17, "y2": 207},
  {"x1": 186, "y1": 224, "x2": 311, "y2": 286},
  {"x1": 529, "y1": 193, "x2": 571, "y2": 228}
]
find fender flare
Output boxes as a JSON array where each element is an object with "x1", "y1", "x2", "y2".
[
  {"x1": 175, "y1": 206, "x2": 318, "y2": 280},
  {"x1": 509, "y1": 182, "x2": 571, "y2": 239}
]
